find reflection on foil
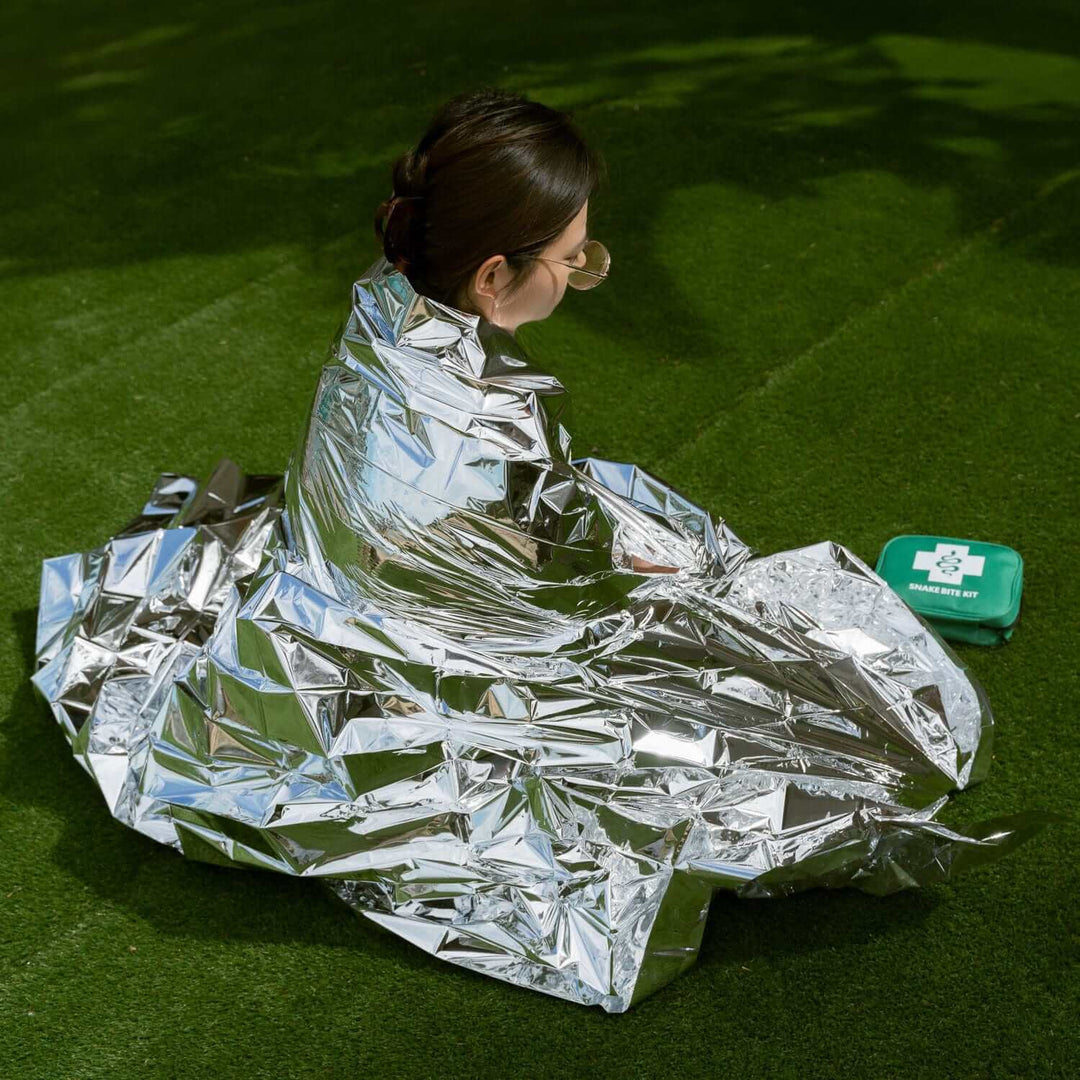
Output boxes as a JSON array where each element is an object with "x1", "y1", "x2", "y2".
[{"x1": 31, "y1": 256, "x2": 1062, "y2": 1012}]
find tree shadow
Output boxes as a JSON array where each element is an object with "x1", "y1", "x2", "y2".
[
  {"x1": 7, "y1": 1, "x2": 1078, "y2": 282},
  {"x1": 4, "y1": 0, "x2": 1077, "y2": 470}
]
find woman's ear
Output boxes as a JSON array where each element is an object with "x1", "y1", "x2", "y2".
[{"x1": 472, "y1": 254, "x2": 507, "y2": 303}]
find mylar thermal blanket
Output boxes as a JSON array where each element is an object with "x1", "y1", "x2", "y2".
[{"x1": 31, "y1": 256, "x2": 1058, "y2": 1012}]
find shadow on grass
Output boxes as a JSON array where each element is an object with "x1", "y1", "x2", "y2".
[
  {"x1": 5, "y1": 603, "x2": 941, "y2": 1011},
  {"x1": 4, "y1": 3, "x2": 1078, "y2": 273},
  {"x1": 1, "y1": 1, "x2": 1075, "y2": 434}
]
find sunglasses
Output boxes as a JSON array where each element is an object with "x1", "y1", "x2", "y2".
[{"x1": 520, "y1": 239, "x2": 611, "y2": 290}]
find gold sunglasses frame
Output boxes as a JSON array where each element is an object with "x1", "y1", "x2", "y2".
[{"x1": 519, "y1": 239, "x2": 610, "y2": 290}]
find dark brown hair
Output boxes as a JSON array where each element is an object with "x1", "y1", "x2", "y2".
[{"x1": 373, "y1": 87, "x2": 607, "y2": 313}]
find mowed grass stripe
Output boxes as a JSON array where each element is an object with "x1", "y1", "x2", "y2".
[
  {"x1": 0, "y1": 247, "x2": 302, "y2": 416},
  {"x1": 654, "y1": 169, "x2": 1075, "y2": 488}
]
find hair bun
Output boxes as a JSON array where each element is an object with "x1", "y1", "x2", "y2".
[
  {"x1": 375, "y1": 145, "x2": 431, "y2": 273},
  {"x1": 375, "y1": 190, "x2": 424, "y2": 274}
]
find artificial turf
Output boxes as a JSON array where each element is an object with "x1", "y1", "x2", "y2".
[{"x1": 1, "y1": 1, "x2": 1078, "y2": 1077}]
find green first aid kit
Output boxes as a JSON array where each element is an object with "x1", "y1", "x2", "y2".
[{"x1": 874, "y1": 534, "x2": 1023, "y2": 646}]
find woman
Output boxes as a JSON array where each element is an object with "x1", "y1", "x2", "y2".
[{"x1": 31, "y1": 88, "x2": 1056, "y2": 1013}]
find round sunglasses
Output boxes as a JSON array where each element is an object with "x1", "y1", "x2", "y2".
[{"x1": 519, "y1": 239, "x2": 610, "y2": 290}]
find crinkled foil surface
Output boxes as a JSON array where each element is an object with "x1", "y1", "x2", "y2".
[{"x1": 32, "y1": 256, "x2": 1059, "y2": 1011}]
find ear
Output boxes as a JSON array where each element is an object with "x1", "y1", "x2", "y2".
[{"x1": 472, "y1": 254, "x2": 507, "y2": 301}]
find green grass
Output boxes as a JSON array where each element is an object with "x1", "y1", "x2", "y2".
[{"x1": 2, "y1": 1, "x2": 1078, "y2": 1076}]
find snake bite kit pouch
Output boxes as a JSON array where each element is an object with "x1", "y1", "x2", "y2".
[{"x1": 874, "y1": 534, "x2": 1023, "y2": 645}]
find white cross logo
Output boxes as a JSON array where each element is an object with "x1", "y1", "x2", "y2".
[{"x1": 912, "y1": 543, "x2": 985, "y2": 585}]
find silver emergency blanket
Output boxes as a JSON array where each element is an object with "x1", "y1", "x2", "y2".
[{"x1": 31, "y1": 255, "x2": 1058, "y2": 1012}]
